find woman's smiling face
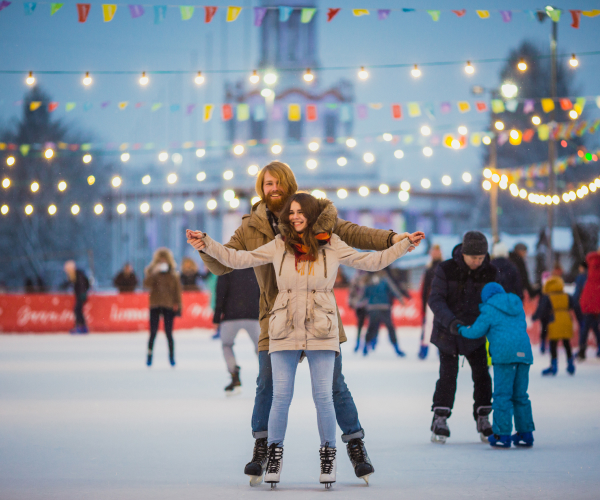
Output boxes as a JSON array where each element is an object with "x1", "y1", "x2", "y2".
[{"x1": 289, "y1": 201, "x2": 308, "y2": 233}]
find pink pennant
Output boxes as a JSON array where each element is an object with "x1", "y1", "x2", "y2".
[
  {"x1": 186, "y1": 104, "x2": 196, "y2": 115},
  {"x1": 523, "y1": 99, "x2": 535, "y2": 114},
  {"x1": 440, "y1": 102, "x2": 451, "y2": 114}
]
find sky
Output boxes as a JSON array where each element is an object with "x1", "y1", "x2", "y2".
[{"x1": 1, "y1": 0, "x2": 600, "y2": 191}]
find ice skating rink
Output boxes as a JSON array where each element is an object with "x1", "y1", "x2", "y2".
[{"x1": 1, "y1": 327, "x2": 599, "y2": 500}]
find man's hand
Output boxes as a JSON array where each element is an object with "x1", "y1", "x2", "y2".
[
  {"x1": 392, "y1": 231, "x2": 426, "y2": 252},
  {"x1": 186, "y1": 229, "x2": 206, "y2": 252},
  {"x1": 449, "y1": 318, "x2": 464, "y2": 335}
]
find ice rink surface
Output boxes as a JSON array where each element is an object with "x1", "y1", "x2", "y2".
[{"x1": 1, "y1": 327, "x2": 599, "y2": 500}]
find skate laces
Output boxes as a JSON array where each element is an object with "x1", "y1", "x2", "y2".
[
  {"x1": 320, "y1": 444, "x2": 336, "y2": 474},
  {"x1": 251, "y1": 438, "x2": 268, "y2": 464},
  {"x1": 477, "y1": 414, "x2": 492, "y2": 431},
  {"x1": 266, "y1": 444, "x2": 283, "y2": 473},
  {"x1": 347, "y1": 439, "x2": 366, "y2": 465}
]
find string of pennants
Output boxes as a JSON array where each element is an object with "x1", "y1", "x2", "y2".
[
  {"x1": 12, "y1": 95, "x2": 600, "y2": 121},
  {"x1": 1, "y1": 2, "x2": 599, "y2": 27},
  {"x1": 2, "y1": 119, "x2": 599, "y2": 159}
]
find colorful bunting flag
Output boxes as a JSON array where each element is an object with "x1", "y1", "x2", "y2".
[
  {"x1": 151, "y1": 103, "x2": 162, "y2": 111},
  {"x1": 559, "y1": 98, "x2": 573, "y2": 110},
  {"x1": 524, "y1": 99, "x2": 535, "y2": 114},
  {"x1": 475, "y1": 101, "x2": 488, "y2": 112},
  {"x1": 101, "y1": 101, "x2": 110, "y2": 108},
  {"x1": 102, "y1": 4, "x2": 117, "y2": 22},
  {"x1": 301, "y1": 7, "x2": 316, "y2": 23},
  {"x1": 407, "y1": 102, "x2": 421, "y2": 117},
  {"x1": 254, "y1": 104, "x2": 266, "y2": 121},
  {"x1": 402, "y1": 8, "x2": 415, "y2": 13},
  {"x1": 170, "y1": 104, "x2": 180, "y2": 112},
  {"x1": 546, "y1": 7, "x2": 561, "y2": 22},
  {"x1": 226, "y1": 6, "x2": 241, "y2": 22},
  {"x1": 523, "y1": 129, "x2": 535, "y2": 142},
  {"x1": 357, "y1": 104, "x2": 368, "y2": 119},
  {"x1": 24, "y1": 2, "x2": 36, "y2": 15},
  {"x1": 352, "y1": 9, "x2": 369, "y2": 17},
  {"x1": 427, "y1": 10, "x2": 440, "y2": 21},
  {"x1": 50, "y1": 3, "x2": 62, "y2": 15},
  {"x1": 368, "y1": 103, "x2": 383, "y2": 110},
  {"x1": 457, "y1": 101, "x2": 470, "y2": 113},
  {"x1": 76, "y1": 3, "x2": 90, "y2": 23},
  {"x1": 154, "y1": 5, "x2": 167, "y2": 24},
  {"x1": 204, "y1": 6, "x2": 217, "y2": 23},
  {"x1": 288, "y1": 104, "x2": 301, "y2": 121},
  {"x1": 128, "y1": 4, "x2": 144, "y2": 18},
  {"x1": 186, "y1": 104, "x2": 195, "y2": 115},
  {"x1": 340, "y1": 104, "x2": 351, "y2": 122},
  {"x1": 0, "y1": 1, "x2": 11, "y2": 12},
  {"x1": 306, "y1": 104, "x2": 317, "y2": 122},
  {"x1": 491, "y1": 99, "x2": 505, "y2": 113},
  {"x1": 118, "y1": 102, "x2": 128, "y2": 110},
  {"x1": 327, "y1": 8, "x2": 340, "y2": 22},
  {"x1": 48, "y1": 102, "x2": 59, "y2": 112},
  {"x1": 66, "y1": 102, "x2": 76, "y2": 111},
  {"x1": 391, "y1": 103, "x2": 402, "y2": 120},
  {"x1": 203, "y1": 104, "x2": 213, "y2": 122},
  {"x1": 440, "y1": 102, "x2": 451, "y2": 114},
  {"x1": 279, "y1": 6, "x2": 292, "y2": 22},
  {"x1": 20, "y1": 144, "x2": 30, "y2": 156},
  {"x1": 505, "y1": 100, "x2": 518, "y2": 112},
  {"x1": 377, "y1": 9, "x2": 390, "y2": 20},
  {"x1": 29, "y1": 101, "x2": 41, "y2": 111},
  {"x1": 470, "y1": 133, "x2": 482, "y2": 146},
  {"x1": 271, "y1": 103, "x2": 283, "y2": 121},
  {"x1": 423, "y1": 102, "x2": 435, "y2": 120},
  {"x1": 451, "y1": 9, "x2": 466, "y2": 17},
  {"x1": 135, "y1": 102, "x2": 144, "y2": 108},
  {"x1": 509, "y1": 129, "x2": 522, "y2": 145},
  {"x1": 574, "y1": 97, "x2": 586, "y2": 114},
  {"x1": 222, "y1": 104, "x2": 233, "y2": 121},
  {"x1": 476, "y1": 10, "x2": 490, "y2": 19},
  {"x1": 237, "y1": 103, "x2": 249, "y2": 121},
  {"x1": 253, "y1": 6, "x2": 267, "y2": 26},
  {"x1": 538, "y1": 124, "x2": 550, "y2": 140},
  {"x1": 180, "y1": 6, "x2": 194, "y2": 20},
  {"x1": 83, "y1": 102, "x2": 92, "y2": 111},
  {"x1": 499, "y1": 10, "x2": 512, "y2": 22},
  {"x1": 541, "y1": 98, "x2": 555, "y2": 113},
  {"x1": 582, "y1": 10, "x2": 600, "y2": 17},
  {"x1": 570, "y1": 10, "x2": 581, "y2": 28}
]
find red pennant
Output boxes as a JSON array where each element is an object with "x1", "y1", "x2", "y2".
[
  {"x1": 559, "y1": 98, "x2": 573, "y2": 110},
  {"x1": 391, "y1": 103, "x2": 402, "y2": 120},
  {"x1": 204, "y1": 6, "x2": 217, "y2": 23},
  {"x1": 523, "y1": 129, "x2": 535, "y2": 142},
  {"x1": 76, "y1": 3, "x2": 91, "y2": 23},
  {"x1": 326, "y1": 8, "x2": 340, "y2": 22},
  {"x1": 48, "y1": 102, "x2": 59, "y2": 112},
  {"x1": 221, "y1": 104, "x2": 233, "y2": 121},
  {"x1": 306, "y1": 104, "x2": 318, "y2": 122},
  {"x1": 570, "y1": 10, "x2": 581, "y2": 28},
  {"x1": 451, "y1": 9, "x2": 466, "y2": 17},
  {"x1": 475, "y1": 101, "x2": 488, "y2": 112}
]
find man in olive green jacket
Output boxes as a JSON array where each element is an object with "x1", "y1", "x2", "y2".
[{"x1": 188, "y1": 161, "x2": 418, "y2": 485}]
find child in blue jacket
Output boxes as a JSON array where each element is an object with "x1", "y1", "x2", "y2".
[{"x1": 456, "y1": 282, "x2": 535, "y2": 448}]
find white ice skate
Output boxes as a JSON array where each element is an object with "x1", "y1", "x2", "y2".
[
  {"x1": 264, "y1": 444, "x2": 283, "y2": 489},
  {"x1": 319, "y1": 444, "x2": 337, "y2": 489}
]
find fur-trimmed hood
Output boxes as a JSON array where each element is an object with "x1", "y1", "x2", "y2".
[{"x1": 277, "y1": 198, "x2": 338, "y2": 239}]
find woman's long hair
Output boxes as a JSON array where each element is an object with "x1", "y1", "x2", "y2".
[
  {"x1": 280, "y1": 193, "x2": 323, "y2": 260},
  {"x1": 146, "y1": 247, "x2": 177, "y2": 275}
]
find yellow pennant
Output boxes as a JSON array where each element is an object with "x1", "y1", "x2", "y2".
[
  {"x1": 476, "y1": 10, "x2": 490, "y2": 18},
  {"x1": 119, "y1": 143, "x2": 129, "y2": 151},
  {"x1": 353, "y1": 9, "x2": 369, "y2": 16},
  {"x1": 118, "y1": 102, "x2": 128, "y2": 110},
  {"x1": 102, "y1": 4, "x2": 117, "y2": 22},
  {"x1": 226, "y1": 6, "x2": 242, "y2": 22},
  {"x1": 443, "y1": 134, "x2": 454, "y2": 148},
  {"x1": 368, "y1": 103, "x2": 383, "y2": 110},
  {"x1": 457, "y1": 101, "x2": 471, "y2": 113},
  {"x1": 537, "y1": 124, "x2": 550, "y2": 141},
  {"x1": 541, "y1": 98, "x2": 555, "y2": 113},
  {"x1": 407, "y1": 102, "x2": 421, "y2": 117},
  {"x1": 582, "y1": 10, "x2": 600, "y2": 17},
  {"x1": 29, "y1": 101, "x2": 42, "y2": 111},
  {"x1": 288, "y1": 104, "x2": 301, "y2": 121},
  {"x1": 470, "y1": 133, "x2": 482, "y2": 146},
  {"x1": 204, "y1": 104, "x2": 214, "y2": 122}
]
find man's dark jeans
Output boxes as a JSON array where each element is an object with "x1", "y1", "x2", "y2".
[{"x1": 252, "y1": 349, "x2": 364, "y2": 443}]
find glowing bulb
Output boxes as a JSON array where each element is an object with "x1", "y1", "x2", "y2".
[
  {"x1": 442, "y1": 175, "x2": 452, "y2": 186},
  {"x1": 87, "y1": 175, "x2": 95, "y2": 185},
  {"x1": 458, "y1": 126, "x2": 468, "y2": 135},
  {"x1": 83, "y1": 154, "x2": 92, "y2": 164},
  {"x1": 223, "y1": 170, "x2": 234, "y2": 180},
  {"x1": 532, "y1": 116, "x2": 541, "y2": 125},
  {"x1": 261, "y1": 88, "x2": 273, "y2": 98},
  {"x1": 569, "y1": 191, "x2": 576, "y2": 200},
  {"x1": 303, "y1": 68, "x2": 314, "y2": 82},
  {"x1": 358, "y1": 66, "x2": 369, "y2": 80},
  {"x1": 363, "y1": 152, "x2": 375, "y2": 163},
  {"x1": 2, "y1": 178, "x2": 10, "y2": 189},
  {"x1": 569, "y1": 110, "x2": 578, "y2": 120},
  {"x1": 6, "y1": 156, "x2": 15, "y2": 166},
  {"x1": 379, "y1": 184, "x2": 390, "y2": 194},
  {"x1": 248, "y1": 164, "x2": 259, "y2": 176},
  {"x1": 510, "y1": 129, "x2": 519, "y2": 140},
  {"x1": 48, "y1": 204, "x2": 56, "y2": 215},
  {"x1": 184, "y1": 201, "x2": 194, "y2": 211},
  {"x1": 251, "y1": 196, "x2": 261, "y2": 205},
  {"x1": 167, "y1": 173, "x2": 177, "y2": 184},
  {"x1": 570, "y1": 54, "x2": 578, "y2": 67},
  {"x1": 451, "y1": 139, "x2": 461, "y2": 149},
  {"x1": 492, "y1": 173, "x2": 500, "y2": 183},
  {"x1": 139, "y1": 202, "x2": 150, "y2": 213},
  {"x1": 26, "y1": 71, "x2": 35, "y2": 86},
  {"x1": 162, "y1": 201, "x2": 172, "y2": 213},
  {"x1": 229, "y1": 198, "x2": 240, "y2": 209},
  {"x1": 306, "y1": 159, "x2": 317, "y2": 170},
  {"x1": 337, "y1": 157, "x2": 347, "y2": 167},
  {"x1": 495, "y1": 121, "x2": 504, "y2": 131},
  {"x1": 58, "y1": 181, "x2": 67, "y2": 191},
  {"x1": 196, "y1": 148, "x2": 205, "y2": 158},
  {"x1": 482, "y1": 180, "x2": 492, "y2": 191},
  {"x1": 233, "y1": 144, "x2": 244, "y2": 155},
  {"x1": 520, "y1": 189, "x2": 527, "y2": 199},
  {"x1": 264, "y1": 73, "x2": 277, "y2": 85},
  {"x1": 194, "y1": 71, "x2": 205, "y2": 85},
  {"x1": 346, "y1": 138, "x2": 356, "y2": 148},
  {"x1": 562, "y1": 193, "x2": 570, "y2": 202},
  {"x1": 382, "y1": 133, "x2": 393, "y2": 142},
  {"x1": 398, "y1": 191, "x2": 410, "y2": 202},
  {"x1": 171, "y1": 153, "x2": 182, "y2": 165},
  {"x1": 82, "y1": 72, "x2": 92, "y2": 86},
  {"x1": 196, "y1": 172, "x2": 206, "y2": 182},
  {"x1": 411, "y1": 64, "x2": 421, "y2": 78},
  {"x1": 117, "y1": 203, "x2": 126, "y2": 214},
  {"x1": 1, "y1": 205, "x2": 8, "y2": 215},
  {"x1": 423, "y1": 147, "x2": 433, "y2": 157},
  {"x1": 71, "y1": 204, "x2": 80, "y2": 215},
  {"x1": 112, "y1": 176, "x2": 122, "y2": 188},
  {"x1": 158, "y1": 151, "x2": 168, "y2": 162},
  {"x1": 94, "y1": 204, "x2": 103, "y2": 215},
  {"x1": 223, "y1": 189, "x2": 235, "y2": 202},
  {"x1": 483, "y1": 169, "x2": 492, "y2": 179},
  {"x1": 207, "y1": 199, "x2": 217, "y2": 210},
  {"x1": 394, "y1": 150, "x2": 404, "y2": 159},
  {"x1": 249, "y1": 70, "x2": 260, "y2": 84},
  {"x1": 464, "y1": 61, "x2": 474, "y2": 74},
  {"x1": 421, "y1": 125, "x2": 431, "y2": 136},
  {"x1": 308, "y1": 141, "x2": 319, "y2": 152},
  {"x1": 337, "y1": 189, "x2": 348, "y2": 199},
  {"x1": 400, "y1": 181, "x2": 410, "y2": 192},
  {"x1": 25, "y1": 204, "x2": 34, "y2": 215},
  {"x1": 139, "y1": 72, "x2": 149, "y2": 85},
  {"x1": 517, "y1": 59, "x2": 527, "y2": 72},
  {"x1": 482, "y1": 136, "x2": 491, "y2": 145},
  {"x1": 552, "y1": 195, "x2": 560, "y2": 205},
  {"x1": 311, "y1": 190, "x2": 327, "y2": 200},
  {"x1": 421, "y1": 178, "x2": 431, "y2": 189},
  {"x1": 141, "y1": 175, "x2": 151, "y2": 185},
  {"x1": 358, "y1": 186, "x2": 369, "y2": 197},
  {"x1": 30, "y1": 182, "x2": 39, "y2": 192},
  {"x1": 501, "y1": 83, "x2": 518, "y2": 99},
  {"x1": 271, "y1": 144, "x2": 282, "y2": 154},
  {"x1": 44, "y1": 149, "x2": 54, "y2": 159}
]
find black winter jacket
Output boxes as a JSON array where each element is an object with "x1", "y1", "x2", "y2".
[
  {"x1": 213, "y1": 268, "x2": 260, "y2": 323},
  {"x1": 428, "y1": 244, "x2": 498, "y2": 355},
  {"x1": 490, "y1": 257, "x2": 523, "y2": 300},
  {"x1": 509, "y1": 251, "x2": 538, "y2": 298},
  {"x1": 421, "y1": 259, "x2": 442, "y2": 316}
]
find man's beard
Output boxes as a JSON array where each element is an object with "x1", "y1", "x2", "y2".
[{"x1": 265, "y1": 190, "x2": 288, "y2": 213}]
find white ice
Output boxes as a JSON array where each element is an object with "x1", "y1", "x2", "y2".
[{"x1": 1, "y1": 328, "x2": 599, "y2": 500}]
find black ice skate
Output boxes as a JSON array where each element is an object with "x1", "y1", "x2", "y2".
[
  {"x1": 431, "y1": 407, "x2": 451, "y2": 444},
  {"x1": 476, "y1": 406, "x2": 493, "y2": 443},
  {"x1": 264, "y1": 443, "x2": 283, "y2": 488},
  {"x1": 319, "y1": 443, "x2": 337, "y2": 489},
  {"x1": 224, "y1": 366, "x2": 241, "y2": 396},
  {"x1": 346, "y1": 438, "x2": 374, "y2": 484},
  {"x1": 244, "y1": 437, "x2": 268, "y2": 486}
]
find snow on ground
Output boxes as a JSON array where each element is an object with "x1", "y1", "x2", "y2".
[{"x1": 1, "y1": 327, "x2": 599, "y2": 500}]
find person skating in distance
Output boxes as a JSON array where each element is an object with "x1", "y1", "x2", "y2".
[
  {"x1": 453, "y1": 283, "x2": 535, "y2": 448},
  {"x1": 187, "y1": 192, "x2": 424, "y2": 488},
  {"x1": 186, "y1": 161, "x2": 423, "y2": 487}
]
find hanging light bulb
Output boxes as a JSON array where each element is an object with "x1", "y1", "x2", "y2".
[
  {"x1": 26, "y1": 71, "x2": 35, "y2": 86},
  {"x1": 517, "y1": 58, "x2": 527, "y2": 72},
  {"x1": 194, "y1": 71, "x2": 205, "y2": 85},
  {"x1": 569, "y1": 110, "x2": 578, "y2": 120},
  {"x1": 303, "y1": 68, "x2": 314, "y2": 82},
  {"x1": 569, "y1": 54, "x2": 579, "y2": 67},
  {"x1": 464, "y1": 61, "x2": 475, "y2": 74},
  {"x1": 264, "y1": 72, "x2": 277, "y2": 85},
  {"x1": 494, "y1": 120, "x2": 505, "y2": 131},
  {"x1": 249, "y1": 70, "x2": 260, "y2": 84},
  {"x1": 358, "y1": 66, "x2": 369, "y2": 80},
  {"x1": 82, "y1": 72, "x2": 92, "y2": 86},
  {"x1": 139, "y1": 72, "x2": 149, "y2": 85},
  {"x1": 411, "y1": 64, "x2": 421, "y2": 78},
  {"x1": 532, "y1": 115, "x2": 541, "y2": 125}
]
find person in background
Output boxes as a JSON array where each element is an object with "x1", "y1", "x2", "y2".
[
  {"x1": 180, "y1": 256, "x2": 204, "y2": 291},
  {"x1": 362, "y1": 271, "x2": 407, "y2": 357},
  {"x1": 144, "y1": 248, "x2": 182, "y2": 367},
  {"x1": 63, "y1": 260, "x2": 90, "y2": 334},
  {"x1": 509, "y1": 243, "x2": 539, "y2": 299},
  {"x1": 36, "y1": 276, "x2": 47, "y2": 293},
  {"x1": 491, "y1": 242, "x2": 523, "y2": 300},
  {"x1": 24, "y1": 278, "x2": 36, "y2": 294},
  {"x1": 420, "y1": 244, "x2": 443, "y2": 359},
  {"x1": 113, "y1": 263, "x2": 138, "y2": 293},
  {"x1": 578, "y1": 249, "x2": 600, "y2": 359},
  {"x1": 348, "y1": 270, "x2": 369, "y2": 352},
  {"x1": 533, "y1": 275, "x2": 575, "y2": 376},
  {"x1": 213, "y1": 268, "x2": 261, "y2": 396}
]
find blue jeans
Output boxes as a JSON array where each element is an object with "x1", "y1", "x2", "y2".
[
  {"x1": 252, "y1": 350, "x2": 364, "y2": 443},
  {"x1": 492, "y1": 363, "x2": 535, "y2": 435},
  {"x1": 268, "y1": 350, "x2": 336, "y2": 448}
]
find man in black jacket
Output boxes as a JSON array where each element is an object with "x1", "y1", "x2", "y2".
[
  {"x1": 428, "y1": 231, "x2": 497, "y2": 443},
  {"x1": 63, "y1": 260, "x2": 90, "y2": 334},
  {"x1": 213, "y1": 268, "x2": 261, "y2": 396},
  {"x1": 509, "y1": 243, "x2": 539, "y2": 299},
  {"x1": 491, "y1": 242, "x2": 523, "y2": 300}
]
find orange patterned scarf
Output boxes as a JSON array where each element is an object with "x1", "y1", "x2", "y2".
[{"x1": 291, "y1": 233, "x2": 331, "y2": 273}]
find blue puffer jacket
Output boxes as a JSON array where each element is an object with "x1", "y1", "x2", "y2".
[{"x1": 458, "y1": 288, "x2": 533, "y2": 365}]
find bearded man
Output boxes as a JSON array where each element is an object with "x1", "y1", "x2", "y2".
[{"x1": 187, "y1": 161, "x2": 423, "y2": 485}]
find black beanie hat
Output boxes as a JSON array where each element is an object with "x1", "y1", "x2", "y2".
[{"x1": 462, "y1": 231, "x2": 488, "y2": 256}]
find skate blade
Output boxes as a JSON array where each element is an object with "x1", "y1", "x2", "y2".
[
  {"x1": 225, "y1": 386, "x2": 242, "y2": 397},
  {"x1": 321, "y1": 482, "x2": 334, "y2": 489},
  {"x1": 248, "y1": 475, "x2": 263, "y2": 486},
  {"x1": 266, "y1": 481, "x2": 278, "y2": 489},
  {"x1": 431, "y1": 432, "x2": 447, "y2": 444},
  {"x1": 360, "y1": 473, "x2": 372, "y2": 485},
  {"x1": 480, "y1": 432, "x2": 491, "y2": 443}
]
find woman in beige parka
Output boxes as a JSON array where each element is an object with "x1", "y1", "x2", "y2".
[{"x1": 187, "y1": 193, "x2": 424, "y2": 487}]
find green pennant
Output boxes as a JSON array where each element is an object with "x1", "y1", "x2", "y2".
[
  {"x1": 50, "y1": 3, "x2": 63, "y2": 16},
  {"x1": 300, "y1": 8, "x2": 316, "y2": 23},
  {"x1": 180, "y1": 6, "x2": 194, "y2": 20},
  {"x1": 427, "y1": 10, "x2": 440, "y2": 21},
  {"x1": 20, "y1": 144, "x2": 30, "y2": 156},
  {"x1": 546, "y1": 7, "x2": 561, "y2": 22}
]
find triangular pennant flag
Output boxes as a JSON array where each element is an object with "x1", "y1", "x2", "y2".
[
  {"x1": 77, "y1": 3, "x2": 91, "y2": 23},
  {"x1": 203, "y1": 104, "x2": 213, "y2": 122},
  {"x1": 48, "y1": 102, "x2": 59, "y2": 112},
  {"x1": 541, "y1": 98, "x2": 555, "y2": 113},
  {"x1": 407, "y1": 102, "x2": 421, "y2": 117},
  {"x1": 470, "y1": 133, "x2": 482, "y2": 146},
  {"x1": 222, "y1": 104, "x2": 233, "y2": 121},
  {"x1": 226, "y1": 6, "x2": 241, "y2": 22},
  {"x1": 368, "y1": 103, "x2": 383, "y2": 110},
  {"x1": 546, "y1": 7, "x2": 561, "y2": 22},
  {"x1": 457, "y1": 101, "x2": 471, "y2": 113},
  {"x1": 237, "y1": 104, "x2": 249, "y2": 121},
  {"x1": 0, "y1": 1, "x2": 12, "y2": 12},
  {"x1": 451, "y1": 9, "x2": 466, "y2": 17},
  {"x1": 186, "y1": 104, "x2": 195, "y2": 115},
  {"x1": 476, "y1": 10, "x2": 490, "y2": 19},
  {"x1": 423, "y1": 102, "x2": 435, "y2": 120},
  {"x1": 327, "y1": 8, "x2": 340, "y2": 22},
  {"x1": 102, "y1": 4, "x2": 117, "y2": 22},
  {"x1": 50, "y1": 3, "x2": 62, "y2": 15},
  {"x1": 357, "y1": 104, "x2": 368, "y2": 119},
  {"x1": 288, "y1": 104, "x2": 301, "y2": 121},
  {"x1": 29, "y1": 101, "x2": 41, "y2": 111},
  {"x1": 254, "y1": 104, "x2": 266, "y2": 121},
  {"x1": 253, "y1": 6, "x2": 267, "y2": 26},
  {"x1": 491, "y1": 99, "x2": 505, "y2": 113},
  {"x1": 497, "y1": 132, "x2": 509, "y2": 146},
  {"x1": 271, "y1": 103, "x2": 283, "y2": 121},
  {"x1": 128, "y1": 4, "x2": 144, "y2": 18},
  {"x1": 352, "y1": 9, "x2": 369, "y2": 17},
  {"x1": 570, "y1": 10, "x2": 581, "y2": 28},
  {"x1": 151, "y1": 103, "x2": 162, "y2": 111},
  {"x1": 443, "y1": 134, "x2": 455, "y2": 148},
  {"x1": 538, "y1": 124, "x2": 550, "y2": 140},
  {"x1": 24, "y1": 2, "x2": 36, "y2": 15},
  {"x1": 83, "y1": 102, "x2": 92, "y2": 111},
  {"x1": 154, "y1": 5, "x2": 166, "y2": 24},
  {"x1": 523, "y1": 129, "x2": 535, "y2": 142},
  {"x1": 582, "y1": 10, "x2": 600, "y2": 17},
  {"x1": 523, "y1": 99, "x2": 535, "y2": 113},
  {"x1": 20, "y1": 144, "x2": 30, "y2": 156},
  {"x1": 475, "y1": 101, "x2": 488, "y2": 112},
  {"x1": 101, "y1": 101, "x2": 110, "y2": 108},
  {"x1": 440, "y1": 102, "x2": 451, "y2": 114},
  {"x1": 403, "y1": 135, "x2": 414, "y2": 144},
  {"x1": 66, "y1": 102, "x2": 76, "y2": 111},
  {"x1": 427, "y1": 10, "x2": 440, "y2": 21},
  {"x1": 574, "y1": 97, "x2": 586, "y2": 114},
  {"x1": 279, "y1": 6, "x2": 293, "y2": 22},
  {"x1": 559, "y1": 98, "x2": 573, "y2": 110},
  {"x1": 505, "y1": 100, "x2": 519, "y2": 112},
  {"x1": 180, "y1": 6, "x2": 194, "y2": 20},
  {"x1": 119, "y1": 102, "x2": 128, "y2": 110},
  {"x1": 377, "y1": 9, "x2": 390, "y2": 20},
  {"x1": 596, "y1": 96, "x2": 600, "y2": 109},
  {"x1": 170, "y1": 104, "x2": 180, "y2": 112},
  {"x1": 306, "y1": 104, "x2": 317, "y2": 122},
  {"x1": 134, "y1": 102, "x2": 143, "y2": 108},
  {"x1": 499, "y1": 10, "x2": 512, "y2": 22},
  {"x1": 391, "y1": 103, "x2": 402, "y2": 120},
  {"x1": 509, "y1": 129, "x2": 522, "y2": 145},
  {"x1": 204, "y1": 6, "x2": 217, "y2": 23},
  {"x1": 300, "y1": 7, "x2": 316, "y2": 23}
]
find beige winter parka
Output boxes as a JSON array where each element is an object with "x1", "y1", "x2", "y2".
[{"x1": 200, "y1": 202, "x2": 412, "y2": 355}]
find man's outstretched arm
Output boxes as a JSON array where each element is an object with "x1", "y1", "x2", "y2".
[{"x1": 187, "y1": 225, "x2": 247, "y2": 276}]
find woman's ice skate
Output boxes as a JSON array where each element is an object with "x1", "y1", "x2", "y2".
[
  {"x1": 319, "y1": 443, "x2": 337, "y2": 489},
  {"x1": 264, "y1": 444, "x2": 283, "y2": 489}
]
